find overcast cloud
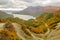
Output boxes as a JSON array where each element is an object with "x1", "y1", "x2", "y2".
[{"x1": 0, "y1": 0, "x2": 60, "y2": 10}]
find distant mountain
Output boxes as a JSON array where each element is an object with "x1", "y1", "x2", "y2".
[
  {"x1": 0, "y1": 11, "x2": 13, "y2": 19},
  {"x1": 13, "y1": 6, "x2": 60, "y2": 17},
  {"x1": 50, "y1": 2, "x2": 60, "y2": 6}
]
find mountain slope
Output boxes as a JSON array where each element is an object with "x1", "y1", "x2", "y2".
[
  {"x1": 13, "y1": 6, "x2": 60, "y2": 17},
  {"x1": 0, "y1": 11, "x2": 13, "y2": 19}
]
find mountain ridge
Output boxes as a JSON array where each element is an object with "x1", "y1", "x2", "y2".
[{"x1": 13, "y1": 6, "x2": 60, "y2": 17}]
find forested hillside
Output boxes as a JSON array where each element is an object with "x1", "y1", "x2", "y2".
[{"x1": 0, "y1": 10, "x2": 60, "y2": 40}]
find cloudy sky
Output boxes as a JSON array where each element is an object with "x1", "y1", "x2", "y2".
[
  {"x1": 0, "y1": 0, "x2": 60, "y2": 20},
  {"x1": 0, "y1": 0, "x2": 60, "y2": 10}
]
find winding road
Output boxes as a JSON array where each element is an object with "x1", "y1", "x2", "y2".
[{"x1": 0, "y1": 23, "x2": 60, "y2": 40}]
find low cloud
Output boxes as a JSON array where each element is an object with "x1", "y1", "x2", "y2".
[{"x1": 0, "y1": 0, "x2": 60, "y2": 10}]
